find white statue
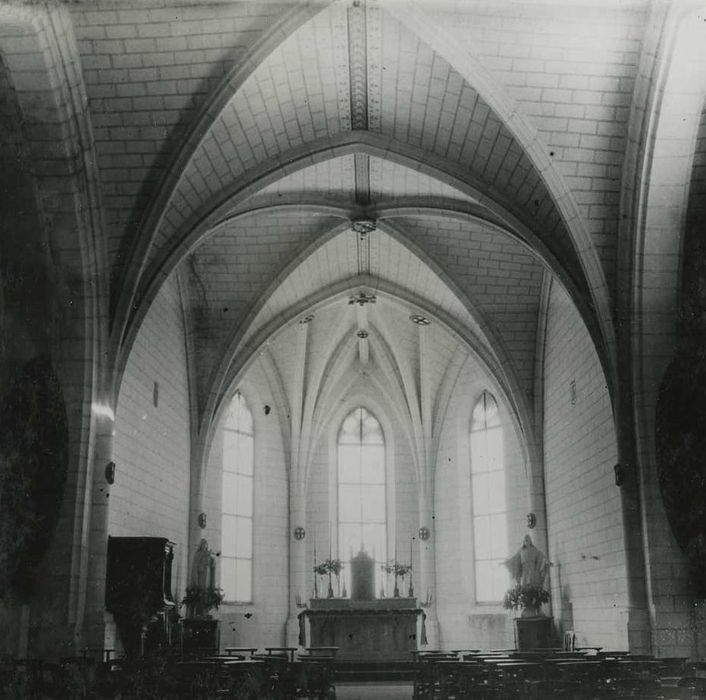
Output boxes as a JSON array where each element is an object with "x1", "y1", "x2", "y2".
[
  {"x1": 191, "y1": 538, "x2": 215, "y2": 589},
  {"x1": 504, "y1": 534, "x2": 549, "y2": 588}
]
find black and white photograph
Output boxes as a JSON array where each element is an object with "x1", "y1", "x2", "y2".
[{"x1": 0, "y1": 0, "x2": 704, "y2": 697}]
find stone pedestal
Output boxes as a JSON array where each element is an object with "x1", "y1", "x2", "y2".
[
  {"x1": 180, "y1": 619, "x2": 220, "y2": 657},
  {"x1": 514, "y1": 616, "x2": 553, "y2": 651}
]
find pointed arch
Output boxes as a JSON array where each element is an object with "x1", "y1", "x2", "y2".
[
  {"x1": 115, "y1": 134, "x2": 605, "y2": 399},
  {"x1": 337, "y1": 405, "x2": 387, "y2": 589},
  {"x1": 386, "y1": 2, "x2": 617, "y2": 394},
  {"x1": 219, "y1": 390, "x2": 254, "y2": 603},
  {"x1": 470, "y1": 390, "x2": 509, "y2": 603},
  {"x1": 0, "y1": 4, "x2": 109, "y2": 647},
  {"x1": 110, "y1": 1, "x2": 334, "y2": 359},
  {"x1": 621, "y1": 2, "x2": 706, "y2": 641}
]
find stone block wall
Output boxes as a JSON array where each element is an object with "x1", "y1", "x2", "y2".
[
  {"x1": 109, "y1": 275, "x2": 191, "y2": 650},
  {"x1": 543, "y1": 279, "x2": 628, "y2": 650}
]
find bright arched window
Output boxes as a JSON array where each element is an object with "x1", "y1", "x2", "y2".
[
  {"x1": 220, "y1": 392, "x2": 253, "y2": 603},
  {"x1": 470, "y1": 391, "x2": 508, "y2": 602},
  {"x1": 338, "y1": 407, "x2": 386, "y2": 593}
]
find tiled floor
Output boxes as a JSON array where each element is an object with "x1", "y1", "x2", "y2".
[{"x1": 335, "y1": 682, "x2": 413, "y2": 699}]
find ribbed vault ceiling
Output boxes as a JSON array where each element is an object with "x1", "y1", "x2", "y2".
[
  {"x1": 183, "y1": 203, "x2": 545, "y2": 437},
  {"x1": 143, "y1": 0, "x2": 578, "y2": 288},
  {"x1": 255, "y1": 155, "x2": 475, "y2": 203},
  {"x1": 60, "y1": 0, "x2": 652, "y2": 438},
  {"x1": 166, "y1": 0, "x2": 570, "y2": 431}
]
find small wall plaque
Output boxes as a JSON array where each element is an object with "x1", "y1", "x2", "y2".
[
  {"x1": 293, "y1": 526, "x2": 306, "y2": 540},
  {"x1": 418, "y1": 526, "x2": 430, "y2": 541}
]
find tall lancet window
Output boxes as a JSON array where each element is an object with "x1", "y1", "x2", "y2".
[
  {"x1": 220, "y1": 392, "x2": 254, "y2": 603},
  {"x1": 338, "y1": 407, "x2": 386, "y2": 594},
  {"x1": 470, "y1": 391, "x2": 508, "y2": 602}
]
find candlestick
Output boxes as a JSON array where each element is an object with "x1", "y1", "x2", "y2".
[{"x1": 313, "y1": 541, "x2": 318, "y2": 598}]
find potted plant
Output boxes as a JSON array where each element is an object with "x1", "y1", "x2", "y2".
[
  {"x1": 181, "y1": 584, "x2": 224, "y2": 619},
  {"x1": 502, "y1": 583, "x2": 550, "y2": 618}
]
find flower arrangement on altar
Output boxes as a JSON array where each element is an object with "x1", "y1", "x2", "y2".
[
  {"x1": 502, "y1": 583, "x2": 550, "y2": 616},
  {"x1": 381, "y1": 560, "x2": 413, "y2": 598},
  {"x1": 312, "y1": 557, "x2": 344, "y2": 598},
  {"x1": 381, "y1": 561, "x2": 411, "y2": 578},
  {"x1": 313, "y1": 558, "x2": 343, "y2": 577}
]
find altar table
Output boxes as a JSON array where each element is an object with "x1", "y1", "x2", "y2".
[{"x1": 300, "y1": 599, "x2": 423, "y2": 662}]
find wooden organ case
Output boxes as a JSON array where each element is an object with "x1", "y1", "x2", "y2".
[{"x1": 105, "y1": 536, "x2": 176, "y2": 658}]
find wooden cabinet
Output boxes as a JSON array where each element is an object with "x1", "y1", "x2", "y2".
[{"x1": 105, "y1": 536, "x2": 176, "y2": 658}]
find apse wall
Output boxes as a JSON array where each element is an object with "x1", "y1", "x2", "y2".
[
  {"x1": 305, "y1": 377, "x2": 418, "y2": 598},
  {"x1": 203, "y1": 362, "x2": 289, "y2": 648},
  {"x1": 109, "y1": 275, "x2": 192, "y2": 647},
  {"x1": 543, "y1": 280, "x2": 628, "y2": 649},
  {"x1": 434, "y1": 358, "x2": 530, "y2": 650}
]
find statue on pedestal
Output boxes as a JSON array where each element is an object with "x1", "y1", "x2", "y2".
[
  {"x1": 503, "y1": 535, "x2": 550, "y2": 618},
  {"x1": 183, "y1": 539, "x2": 222, "y2": 618}
]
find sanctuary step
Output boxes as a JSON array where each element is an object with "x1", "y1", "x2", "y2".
[
  {"x1": 336, "y1": 682, "x2": 413, "y2": 700},
  {"x1": 335, "y1": 661, "x2": 417, "y2": 683}
]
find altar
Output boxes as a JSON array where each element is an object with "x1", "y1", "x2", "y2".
[
  {"x1": 300, "y1": 598, "x2": 424, "y2": 662},
  {"x1": 300, "y1": 548, "x2": 424, "y2": 661}
]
